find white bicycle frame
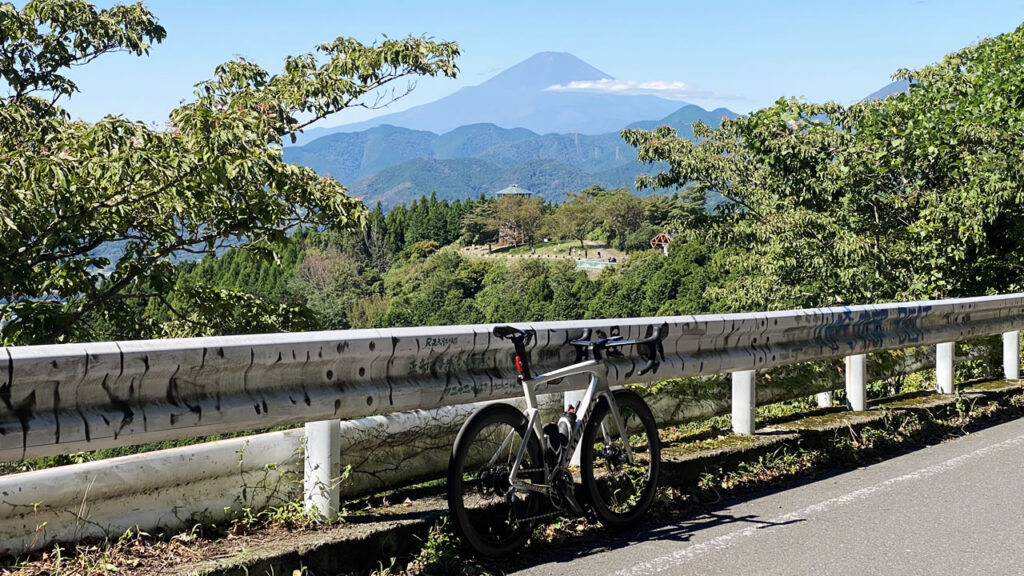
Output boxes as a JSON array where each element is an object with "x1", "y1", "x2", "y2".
[{"x1": 503, "y1": 358, "x2": 635, "y2": 496}]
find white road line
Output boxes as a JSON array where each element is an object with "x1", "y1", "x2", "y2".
[{"x1": 618, "y1": 432, "x2": 1024, "y2": 576}]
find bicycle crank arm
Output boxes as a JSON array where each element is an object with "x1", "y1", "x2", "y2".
[{"x1": 510, "y1": 479, "x2": 552, "y2": 496}]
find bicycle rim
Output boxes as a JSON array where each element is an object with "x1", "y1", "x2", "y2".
[
  {"x1": 447, "y1": 403, "x2": 543, "y2": 557},
  {"x1": 581, "y1": 390, "x2": 660, "y2": 527}
]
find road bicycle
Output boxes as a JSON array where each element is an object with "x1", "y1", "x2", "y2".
[{"x1": 446, "y1": 324, "x2": 666, "y2": 557}]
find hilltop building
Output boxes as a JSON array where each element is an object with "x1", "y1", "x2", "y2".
[{"x1": 494, "y1": 184, "x2": 533, "y2": 199}]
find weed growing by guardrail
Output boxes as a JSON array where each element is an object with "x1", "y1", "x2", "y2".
[{"x1": 403, "y1": 517, "x2": 492, "y2": 576}]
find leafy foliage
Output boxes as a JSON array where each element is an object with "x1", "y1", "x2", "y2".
[
  {"x1": 548, "y1": 192, "x2": 598, "y2": 248},
  {"x1": 624, "y1": 24, "x2": 1024, "y2": 309},
  {"x1": 0, "y1": 0, "x2": 459, "y2": 344}
]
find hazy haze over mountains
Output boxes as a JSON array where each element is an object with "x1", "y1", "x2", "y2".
[
  {"x1": 283, "y1": 51, "x2": 742, "y2": 207},
  {"x1": 294, "y1": 52, "x2": 690, "y2": 144}
]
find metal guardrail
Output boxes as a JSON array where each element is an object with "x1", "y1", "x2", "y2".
[{"x1": 2, "y1": 294, "x2": 1024, "y2": 462}]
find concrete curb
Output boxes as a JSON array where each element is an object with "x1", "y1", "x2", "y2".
[{"x1": 182, "y1": 381, "x2": 1023, "y2": 576}]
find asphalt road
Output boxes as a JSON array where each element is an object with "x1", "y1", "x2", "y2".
[{"x1": 512, "y1": 417, "x2": 1024, "y2": 576}]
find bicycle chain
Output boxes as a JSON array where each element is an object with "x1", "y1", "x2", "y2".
[
  {"x1": 517, "y1": 466, "x2": 546, "y2": 474},
  {"x1": 507, "y1": 467, "x2": 576, "y2": 524},
  {"x1": 517, "y1": 508, "x2": 563, "y2": 523}
]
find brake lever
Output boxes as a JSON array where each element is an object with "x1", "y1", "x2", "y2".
[
  {"x1": 571, "y1": 328, "x2": 593, "y2": 362},
  {"x1": 637, "y1": 358, "x2": 657, "y2": 375},
  {"x1": 638, "y1": 324, "x2": 667, "y2": 375},
  {"x1": 569, "y1": 328, "x2": 593, "y2": 348}
]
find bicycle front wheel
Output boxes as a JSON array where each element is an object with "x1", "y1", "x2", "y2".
[
  {"x1": 447, "y1": 403, "x2": 544, "y2": 557},
  {"x1": 580, "y1": 389, "x2": 661, "y2": 527}
]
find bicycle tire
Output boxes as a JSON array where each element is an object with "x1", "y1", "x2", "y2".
[
  {"x1": 580, "y1": 389, "x2": 661, "y2": 527},
  {"x1": 447, "y1": 403, "x2": 544, "y2": 557}
]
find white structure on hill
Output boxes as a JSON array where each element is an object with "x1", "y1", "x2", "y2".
[{"x1": 493, "y1": 184, "x2": 533, "y2": 198}]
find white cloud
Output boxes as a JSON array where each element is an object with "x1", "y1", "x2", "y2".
[{"x1": 544, "y1": 78, "x2": 742, "y2": 100}]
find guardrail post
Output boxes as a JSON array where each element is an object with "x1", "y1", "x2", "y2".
[
  {"x1": 1004, "y1": 331, "x2": 1020, "y2": 380},
  {"x1": 816, "y1": 391, "x2": 833, "y2": 408},
  {"x1": 731, "y1": 370, "x2": 756, "y2": 435},
  {"x1": 845, "y1": 354, "x2": 867, "y2": 411},
  {"x1": 936, "y1": 342, "x2": 955, "y2": 394},
  {"x1": 304, "y1": 419, "x2": 341, "y2": 519}
]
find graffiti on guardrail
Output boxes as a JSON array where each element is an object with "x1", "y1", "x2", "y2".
[{"x1": 0, "y1": 295, "x2": 1022, "y2": 460}]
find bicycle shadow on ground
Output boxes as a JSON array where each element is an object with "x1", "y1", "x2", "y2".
[
  {"x1": 496, "y1": 402, "x2": 1022, "y2": 575},
  {"x1": 497, "y1": 467, "x2": 855, "y2": 574}
]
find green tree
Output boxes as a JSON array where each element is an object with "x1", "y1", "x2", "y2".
[
  {"x1": 475, "y1": 259, "x2": 551, "y2": 322},
  {"x1": 286, "y1": 246, "x2": 366, "y2": 329},
  {"x1": 547, "y1": 262, "x2": 592, "y2": 320},
  {"x1": 643, "y1": 190, "x2": 705, "y2": 236},
  {"x1": 0, "y1": 0, "x2": 459, "y2": 344},
  {"x1": 624, "y1": 25, "x2": 1024, "y2": 310},
  {"x1": 496, "y1": 195, "x2": 544, "y2": 247},
  {"x1": 596, "y1": 190, "x2": 645, "y2": 250},
  {"x1": 376, "y1": 251, "x2": 487, "y2": 327},
  {"x1": 550, "y1": 192, "x2": 598, "y2": 249},
  {"x1": 364, "y1": 204, "x2": 393, "y2": 273},
  {"x1": 461, "y1": 200, "x2": 498, "y2": 245}
]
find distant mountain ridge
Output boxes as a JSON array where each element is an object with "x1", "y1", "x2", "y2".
[
  {"x1": 294, "y1": 52, "x2": 689, "y2": 144},
  {"x1": 862, "y1": 78, "x2": 913, "y2": 101},
  {"x1": 283, "y1": 104, "x2": 740, "y2": 207},
  {"x1": 285, "y1": 51, "x2": 924, "y2": 209},
  {"x1": 346, "y1": 157, "x2": 599, "y2": 207}
]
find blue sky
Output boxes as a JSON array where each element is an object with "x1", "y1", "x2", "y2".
[{"x1": 59, "y1": 0, "x2": 1024, "y2": 127}]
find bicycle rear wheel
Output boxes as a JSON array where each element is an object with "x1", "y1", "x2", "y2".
[
  {"x1": 580, "y1": 389, "x2": 660, "y2": 527},
  {"x1": 447, "y1": 403, "x2": 544, "y2": 557}
]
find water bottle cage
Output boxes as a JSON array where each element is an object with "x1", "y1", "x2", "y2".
[{"x1": 543, "y1": 423, "x2": 562, "y2": 467}]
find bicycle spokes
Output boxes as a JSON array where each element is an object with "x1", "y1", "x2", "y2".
[
  {"x1": 581, "y1": 391, "x2": 661, "y2": 526},
  {"x1": 447, "y1": 404, "x2": 543, "y2": 557}
]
